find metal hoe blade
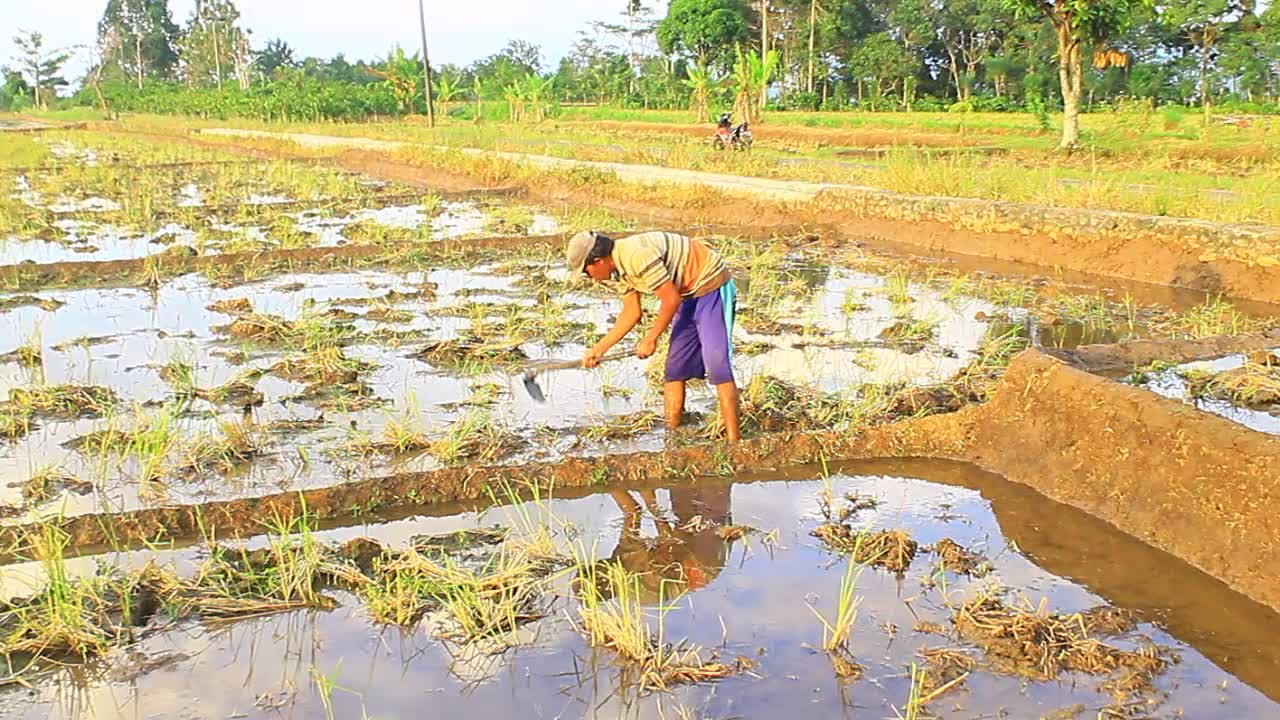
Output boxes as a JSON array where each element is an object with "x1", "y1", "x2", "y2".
[
  {"x1": 522, "y1": 371, "x2": 547, "y2": 403},
  {"x1": 517, "y1": 348, "x2": 631, "y2": 404}
]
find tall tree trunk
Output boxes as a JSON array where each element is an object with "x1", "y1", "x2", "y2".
[
  {"x1": 807, "y1": 0, "x2": 817, "y2": 93},
  {"x1": 213, "y1": 26, "x2": 223, "y2": 90},
  {"x1": 946, "y1": 46, "x2": 962, "y2": 101},
  {"x1": 1199, "y1": 31, "x2": 1214, "y2": 116},
  {"x1": 134, "y1": 35, "x2": 144, "y2": 89},
  {"x1": 1056, "y1": 22, "x2": 1083, "y2": 150},
  {"x1": 760, "y1": 0, "x2": 769, "y2": 109}
]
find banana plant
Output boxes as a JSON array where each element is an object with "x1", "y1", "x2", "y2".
[
  {"x1": 367, "y1": 46, "x2": 422, "y2": 115},
  {"x1": 682, "y1": 62, "x2": 713, "y2": 123},
  {"x1": 435, "y1": 71, "x2": 463, "y2": 122},
  {"x1": 522, "y1": 74, "x2": 555, "y2": 122},
  {"x1": 731, "y1": 46, "x2": 780, "y2": 125}
]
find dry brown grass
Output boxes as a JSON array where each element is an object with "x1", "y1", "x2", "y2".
[
  {"x1": 811, "y1": 526, "x2": 919, "y2": 574},
  {"x1": 952, "y1": 591, "x2": 1171, "y2": 692}
]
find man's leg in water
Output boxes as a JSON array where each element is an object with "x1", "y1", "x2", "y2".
[
  {"x1": 663, "y1": 298, "x2": 702, "y2": 429},
  {"x1": 694, "y1": 284, "x2": 740, "y2": 442}
]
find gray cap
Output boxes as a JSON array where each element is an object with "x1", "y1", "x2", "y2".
[{"x1": 565, "y1": 231, "x2": 596, "y2": 273}]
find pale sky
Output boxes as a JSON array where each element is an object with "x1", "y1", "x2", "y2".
[{"x1": 2, "y1": 0, "x2": 658, "y2": 83}]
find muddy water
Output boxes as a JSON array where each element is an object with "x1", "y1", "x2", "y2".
[
  {"x1": 3, "y1": 158, "x2": 563, "y2": 265},
  {"x1": 0, "y1": 258, "x2": 1039, "y2": 519},
  {"x1": 1135, "y1": 352, "x2": 1280, "y2": 435},
  {"x1": 2, "y1": 459, "x2": 1278, "y2": 719}
]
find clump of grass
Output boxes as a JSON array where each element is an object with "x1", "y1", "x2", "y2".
[
  {"x1": 206, "y1": 297, "x2": 254, "y2": 316},
  {"x1": 196, "y1": 371, "x2": 265, "y2": 407},
  {"x1": 951, "y1": 590, "x2": 1170, "y2": 693},
  {"x1": 882, "y1": 270, "x2": 914, "y2": 305},
  {"x1": 811, "y1": 526, "x2": 920, "y2": 574},
  {"x1": 350, "y1": 530, "x2": 558, "y2": 638},
  {"x1": 1152, "y1": 295, "x2": 1262, "y2": 339},
  {"x1": 916, "y1": 647, "x2": 976, "y2": 705},
  {"x1": 0, "y1": 295, "x2": 65, "y2": 313},
  {"x1": 270, "y1": 347, "x2": 371, "y2": 385},
  {"x1": 6, "y1": 385, "x2": 117, "y2": 419},
  {"x1": 1125, "y1": 358, "x2": 1179, "y2": 384},
  {"x1": 412, "y1": 337, "x2": 528, "y2": 372},
  {"x1": 0, "y1": 525, "x2": 120, "y2": 664},
  {"x1": 483, "y1": 203, "x2": 536, "y2": 234},
  {"x1": 342, "y1": 220, "x2": 419, "y2": 245},
  {"x1": 575, "y1": 559, "x2": 737, "y2": 691},
  {"x1": 807, "y1": 554, "x2": 867, "y2": 679},
  {"x1": 21, "y1": 465, "x2": 91, "y2": 503},
  {"x1": 153, "y1": 510, "x2": 337, "y2": 617},
  {"x1": 430, "y1": 411, "x2": 522, "y2": 464},
  {"x1": 363, "y1": 304, "x2": 415, "y2": 324},
  {"x1": 175, "y1": 419, "x2": 263, "y2": 475},
  {"x1": 159, "y1": 357, "x2": 197, "y2": 395},
  {"x1": 929, "y1": 538, "x2": 990, "y2": 577},
  {"x1": 1181, "y1": 363, "x2": 1280, "y2": 408},
  {"x1": 0, "y1": 408, "x2": 32, "y2": 440},
  {"x1": 879, "y1": 317, "x2": 938, "y2": 353},
  {"x1": 8, "y1": 328, "x2": 44, "y2": 370},
  {"x1": 710, "y1": 376, "x2": 893, "y2": 438},
  {"x1": 579, "y1": 411, "x2": 661, "y2": 444},
  {"x1": 380, "y1": 413, "x2": 431, "y2": 454},
  {"x1": 220, "y1": 309, "x2": 356, "y2": 351}
]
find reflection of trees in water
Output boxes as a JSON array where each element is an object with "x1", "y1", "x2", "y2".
[{"x1": 604, "y1": 487, "x2": 734, "y2": 602}]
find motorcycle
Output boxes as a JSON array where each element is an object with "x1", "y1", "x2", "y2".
[{"x1": 711, "y1": 112, "x2": 753, "y2": 151}]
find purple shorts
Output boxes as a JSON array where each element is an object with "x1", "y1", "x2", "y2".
[{"x1": 665, "y1": 280, "x2": 736, "y2": 386}]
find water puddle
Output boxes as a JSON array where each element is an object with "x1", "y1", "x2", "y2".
[
  {"x1": 1, "y1": 459, "x2": 1276, "y2": 719},
  {"x1": 1132, "y1": 352, "x2": 1280, "y2": 435}
]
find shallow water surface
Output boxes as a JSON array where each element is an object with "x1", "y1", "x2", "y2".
[{"x1": 2, "y1": 459, "x2": 1277, "y2": 720}]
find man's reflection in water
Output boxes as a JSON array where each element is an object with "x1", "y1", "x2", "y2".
[{"x1": 604, "y1": 485, "x2": 733, "y2": 600}]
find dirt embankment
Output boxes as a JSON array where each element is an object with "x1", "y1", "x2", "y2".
[
  {"x1": 194, "y1": 128, "x2": 1280, "y2": 305},
  {"x1": 7, "y1": 336, "x2": 1279, "y2": 613}
]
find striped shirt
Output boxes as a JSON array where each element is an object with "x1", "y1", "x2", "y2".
[{"x1": 610, "y1": 232, "x2": 727, "y2": 298}]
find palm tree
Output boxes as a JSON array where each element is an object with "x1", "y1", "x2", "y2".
[{"x1": 682, "y1": 63, "x2": 713, "y2": 123}]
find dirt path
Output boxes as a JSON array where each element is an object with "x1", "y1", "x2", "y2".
[
  {"x1": 200, "y1": 128, "x2": 849, "y2": 202},
  {"x1": 198, "y1": 127, "x2": 1280, "y2": 305}
]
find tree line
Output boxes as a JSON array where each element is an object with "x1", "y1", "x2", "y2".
[{"x1": 4, "y1": 0, "x2": 1279, "y2": 147}]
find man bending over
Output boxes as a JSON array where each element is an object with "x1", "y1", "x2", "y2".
[{"x1": 566, "y1": 230, "x2": 741, "y2": 442}]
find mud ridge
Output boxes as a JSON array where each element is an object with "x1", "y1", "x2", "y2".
[{"x1": 0, "y1": 233, "x2": 568, "y2": 291}]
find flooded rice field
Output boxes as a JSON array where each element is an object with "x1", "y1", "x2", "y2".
[
  {"x1": 0, "y1": 255, "x2": 1016, "y2": 518},
  {"x1": 3, "y1": 132, "x2": 1279, "y2": 719},
  {"x1": 2, "y1": 460, "x2": 1278, "y2": 720},
  {"x1": 2, "y1": 138, "x2": 562, "y2": 265}
]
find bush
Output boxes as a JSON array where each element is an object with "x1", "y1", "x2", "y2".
[
  {"x1": 912, "y1": 96, "x2": 945, "y2": 112},
  {"x1": 947, "y1": 100, "x2": 974, "y2": 114},
  {"x1": 787, "y1": 91, "x2": 822, "y2": 111},
  {"x1": 820, "y1": 96, "x2": 849, "y2": 112},
  {"x1": 90, "y1": 79, "x2": 403, "y2": 122},
  {"x1": 1214, "y1": 99, "x2": 1280, "y2": 116},
  {"x1": 970, "y1": 94, "x2": 1011, "y2": 112}
]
